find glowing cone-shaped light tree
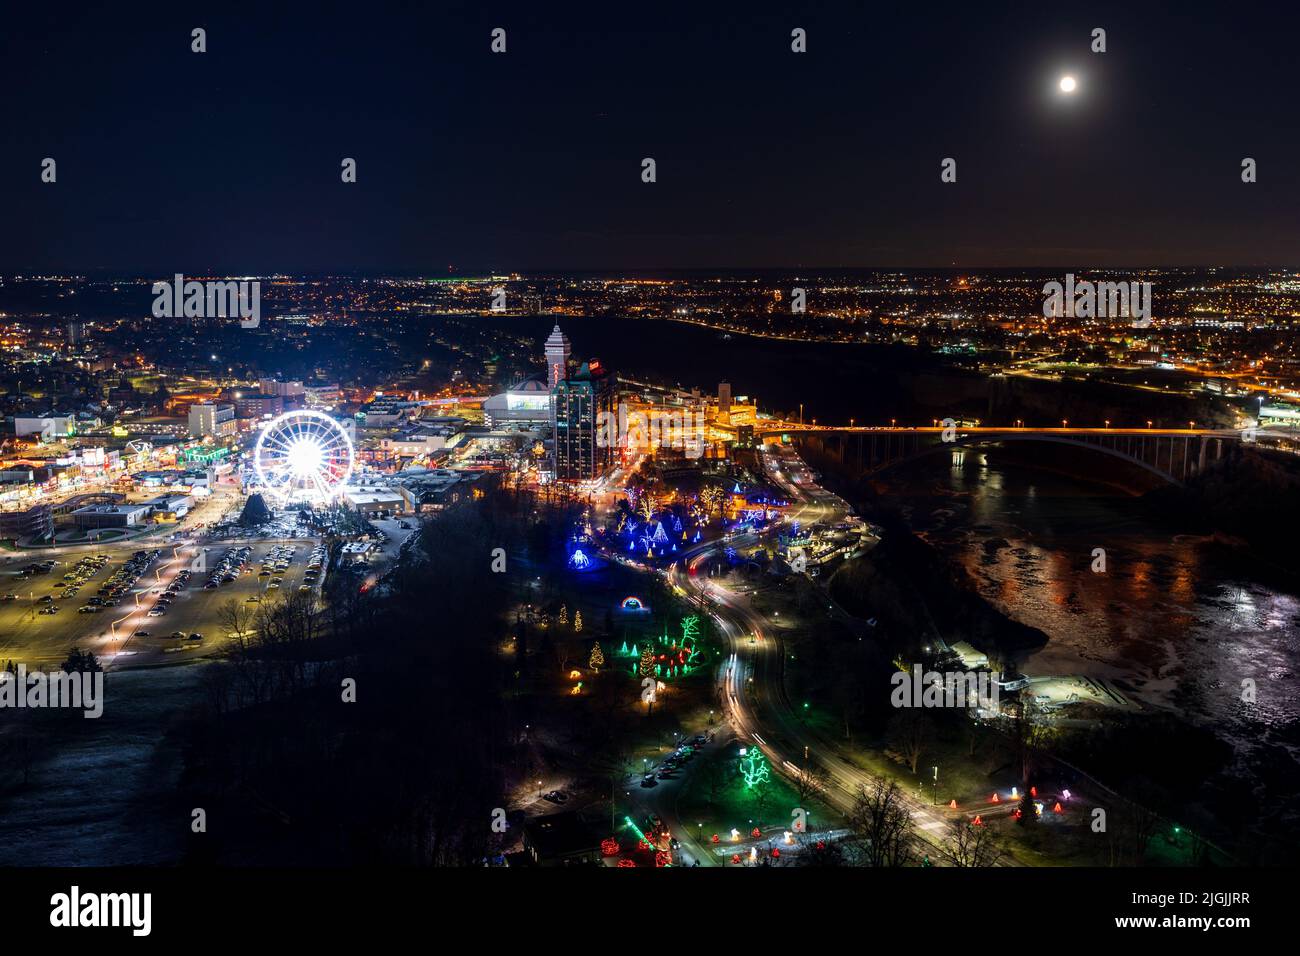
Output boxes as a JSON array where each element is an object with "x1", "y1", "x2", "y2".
[{"x1": 589, "y1": 642, "x2": 604, "y2": 670}]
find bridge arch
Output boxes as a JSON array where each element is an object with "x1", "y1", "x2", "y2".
[{"x1": 783, "y1": 428, "x2": 1239, "y2": 488}]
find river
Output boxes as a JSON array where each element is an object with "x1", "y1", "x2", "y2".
[{"x1": 873, "y1": 449, "x2": 1300, "y2": 859}]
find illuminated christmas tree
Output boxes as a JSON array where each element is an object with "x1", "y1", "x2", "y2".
[
  {"x1": 589, "y1": 642, "x2": 604, "y2": 670},
  {"x1": 639, "y1": 643, "x2": 655, "y2": 677},
  {"x1": 574, "y1": 610, "x2": 583, "y2": 633},
  {"x1": 559, "y1": 604, "x2": 568, "y2": 626}
]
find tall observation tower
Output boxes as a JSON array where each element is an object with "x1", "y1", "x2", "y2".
[{"x1": 545, "y1": 324, "x2": 571, "y2": 389}]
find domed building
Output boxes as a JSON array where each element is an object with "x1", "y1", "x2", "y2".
[{"x1": 482, "y1": 376, "x2": 552, "y2": 429}]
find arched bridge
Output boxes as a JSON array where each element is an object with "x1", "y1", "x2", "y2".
[{"x1": 767, "y1": 425, "x2": 1246, "y2": 487}]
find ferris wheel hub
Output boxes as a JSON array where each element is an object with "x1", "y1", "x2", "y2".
[{"x1": 252, "y1": 410, "x2": 355, "y2": 504}]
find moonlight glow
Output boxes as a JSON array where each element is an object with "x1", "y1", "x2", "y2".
[
  {"x1": 253, "y1": 410, "x2": 355, "y2": 504},
  {"x1": 1059, "y1": 75, "x2": 1077, "y2": 93}
]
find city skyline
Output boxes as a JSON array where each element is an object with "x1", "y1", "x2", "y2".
[{"x1": 1, "y1": 0, "x2": 1295, "y2": 937}]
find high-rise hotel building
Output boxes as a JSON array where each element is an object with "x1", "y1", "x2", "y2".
[{"x1": 552, "y1": 358, "x2": 615, "y2": 482}]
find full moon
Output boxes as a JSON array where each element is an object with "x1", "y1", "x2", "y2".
[{"x1": 1059, "y1": 75, "x2": 1077, "y2": 93}]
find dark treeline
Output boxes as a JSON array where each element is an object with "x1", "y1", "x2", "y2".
[
  {"x1": 1147, "y1": 445, "x2": 1300, "y2": 580},
  {"x1": 177, "y1": 489, "x2": 542, "y2": 865}
]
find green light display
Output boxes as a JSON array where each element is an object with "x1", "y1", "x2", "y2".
[{"x1": 739, "y1": 746, "x2": 770, "y2": 789}]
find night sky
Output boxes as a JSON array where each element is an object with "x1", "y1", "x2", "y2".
[{"x1": 3, "y1": 1, "x2": 1299, "y2": 274}]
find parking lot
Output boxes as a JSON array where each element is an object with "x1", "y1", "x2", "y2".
[{"x1": 0, "y1": 537, "x2": 323, "y2": 669}]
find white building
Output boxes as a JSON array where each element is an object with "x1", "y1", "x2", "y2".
[
  {"x1": 187, "y1": 403, "x2": 236, "y2": 439},
  {"x1": 545, "y1": 324, "x2": 571, "y2": 390},
  {"x1": 380, "y1": 431, "x2": 451, "y2": 458},
  {"x1": 483, "y1": 378, "x2": 553, "y2": 429},
  {"x1": 71, "y1": 503, "x2": 153, "y2": 528},
  {"x1": 14, "y1": 414, "x2": 76, "y2": 439},
  {"x1": 258, "y1": 379, "x2": 306, "y2": 399}
]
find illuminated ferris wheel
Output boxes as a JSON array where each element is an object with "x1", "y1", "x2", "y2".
[{"x1": 253, "y1": 410, "x2": 355, "y2": 504}]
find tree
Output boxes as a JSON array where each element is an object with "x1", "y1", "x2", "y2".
[
  {"x1": 887, "y1": 711, "x2": 932, "y2": 774},
  {"x1": 217, "y1": 598, "x2": 256, "y2": 642},
  {"x1": 60, "y1": 647, "x2": 101, "y2": 673},
  {"x1": 938, "y1": 818, "x2": 1003, "y2": 868},
  {"x1": 573, "y1": 610, "x2": 583, "y2": 633},
  {"x1": 589, "y1": 641, "x2": 604, "y2": 670},
  {"x1": 1017, "y1": 788, "x2": 1037, "y2": 827},
  {"x1": 703, "y1": 755, "x2": 728, "y2": 807},
  {"x1": 1012, "y1": 696, "x2": 1055, "y2": 785},
  {"x1": 848, "y1": 780, "x2": 916, "y2": 867},
  {"x1": 639, "y1": 642, "x2": 655, "y2": 678},
  {"x1": 794, "y1": 758, "x2": 831, "y2": 804},
  {"x1": 679, "y1": 614, "x2": 700, "y2": 647},
  {"x1": 739, "y1": 747, "x2": 770, "y2": 789},
  {"x1": 1107, "y1": 801, "x2": 1163, "y2": 866}
]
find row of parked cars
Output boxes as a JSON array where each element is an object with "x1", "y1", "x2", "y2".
[
  {"x1": 56, "y1": 552, "x2": 110, "y2": 604},
  {"x1": 260, "y1": 545, "x2": 296, "y2": 590},
  {"x1": 203, "y1": 547, "x2": 252, "y2": 589},
  {"x1": 640, "y1": 734, "x2": 711, "y2": 787},
  {"x1": 16, "y1": 559, "x2": 57, "y2": 579},
  {"x1": 146, "y1": 566, "x2": 193, "y2": 617},
  {"x1": 304, "y1": 545, "x2": 326, "y2": 586}
]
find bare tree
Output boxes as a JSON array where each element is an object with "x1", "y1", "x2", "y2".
[
  {"x1": 794, "y1": 758, "x2": 831, "y2": 805},
  {"x1": 217, "y1": 598, "x2": 256, "y2": 643},
  {"x1": 1012, "y1": 697, "x2": 1055, "y2": 784},
  {"x1": 938, "y1": 818, "x2": 1003, "y2": 868},
  {"x1": 1106, "y1": 800, "x2": 1162, "y2": 866},
  {"x1": 887, "y1": 710, "x2": 932, "y2": 774},
  {"x1": 848, "y1": 780, "x2": 916, "y2": 867},
  {"x1": 704, "y1": 754, "x2": 728, "y2": 807}
]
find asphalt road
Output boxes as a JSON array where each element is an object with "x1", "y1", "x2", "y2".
[{"x1": 655, "y1": 443, "x2": 974, "y2": 864}]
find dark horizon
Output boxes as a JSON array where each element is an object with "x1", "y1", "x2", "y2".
[{"x1": 4, "y1": 1, "x2": 1300, "y2": 274}]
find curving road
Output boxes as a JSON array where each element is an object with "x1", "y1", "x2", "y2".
[{"x1": 666, "y1": 443, "x2": 975, "y2": 863}]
